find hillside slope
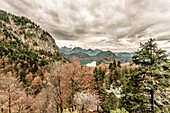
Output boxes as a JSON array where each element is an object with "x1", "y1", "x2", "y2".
[
  {"x1": 62, "y1": 50, "x2": 120, "y2": 65},
  {"x1": 0, "y1": 9, "x2": 65, "y2": 84},
  {"x1": 62, "y1": 52, "x2": 93, "y2": 60},
  {"x1": 0, "y1": 10, "x2": 60, "y2": 53},
  {"x1": 94, "y1": 51, "x2": 120, "y2": 65}
]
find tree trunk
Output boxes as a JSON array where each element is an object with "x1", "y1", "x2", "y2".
[
  {"x1": 151, "y1": 89, "x2": 154, "y2": 113},
  {"x1": 60, "y1": 104, "x2": 63, "y2": 113},
  {"x1": 72, "y1": 105, "x2": 74, "y2": 112},
  {"x1": 97, "y1": 102, "x2": 99, "y2": 112},
  {"x1": 8, "y1": 88, "x2": 11, "y2": 113},
  {"x1": 81, "y1": 104, "x2": 84, "y2": 113},
  {"x1": 1, "y1": 108, "x2": 3, "y2": 113},
  {"x1": 70, "y1": 78, "x2": 74, "y2": 112},
  {"x1": 57, "y1": 105, "x2": 59, "y2": 113},
  {"x1": 18, "y1": 105, "x2": 21, "y2": 113},
  {"x1": 58, "y1": 77, "x2": 63, "y2": 113},
  {"x1": 9, "y1": 95, "x2": 11, "y2": 113}
]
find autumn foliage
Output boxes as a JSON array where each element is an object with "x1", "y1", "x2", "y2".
[
  {"x1": 47, "y1": 59, "x2": 97, "y2": 112},
  {"x1": 0, "y1": 57, "x2": 98, "y2": 112}
]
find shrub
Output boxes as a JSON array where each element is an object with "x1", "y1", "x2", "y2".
[{"x1": 110, "y1": 108, "x2": 129, "y2": 113}]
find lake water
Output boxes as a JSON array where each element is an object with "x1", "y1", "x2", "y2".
[
  {"x1": 86, "y1": 61, "x2": 96, "y2": 67},
  {"x1": 80, "y1": 60, "x2": 96, "y2": 67}
]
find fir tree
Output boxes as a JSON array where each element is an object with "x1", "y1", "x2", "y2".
[
  {"x1": 113, "y1": 60, "x2": 116, "y2": 67},
  {"x1": 109, "y1": 63, "x2": 113, "y2": 69},
  {"x1": 132, "y1": 38, "x2": 169, "y2": 112},
  {"x1": 121, "y1": 67, "x2": 150, "y2": 112},
  {"x1": 117, "y1": 61, "x2": 121, "y2": 68},
  {"x1": 121, "y1": 38, "x2": 169, "y2": 112}
]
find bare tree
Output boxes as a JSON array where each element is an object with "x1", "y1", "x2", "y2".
[
  {"x1": 74, "y1": 91, "x2": 100, "y2": 112},
  {"x1": 33, "y1": 88, "x2": 51, "y2": 113},
  {"x1": 0, "y1": 73, "x2": 28, "y2": 113}
]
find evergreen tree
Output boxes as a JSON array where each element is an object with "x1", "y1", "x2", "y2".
[
  {"x1": 93, "y1": 67, "x2": 108, "y2": 111},
  {"x1": 133, "y1": 38, "x2": 169, "y2": 112},
  {"x1": 117, "y1": 61, "x2": 121, "y2": 68},
  {"x1": 109, "y1": 63, "x2": 113, "y2": 69},
  {"x1": 19, "y1": 69, "x2": 26, "y2": 84},
  {"x1": 121, "y1": 67, "x2": 150, "y2": 112},
  {"x1": 102, "y1": 92, "x2": 118, "y2": 112},
  {"x1": 94, "y1": 67, "x2": 98, "y2": 73},
  {"x1": 94, "y1": 66, "x2": 105, "y2": 89},
  {"x1": 113, "y1": 60, "x2": 116, "y2": 67},
  {"x1": 110, "y1": 65, "x2": 114, "y2": 72},
  {"x1": 121, "y1": 38, "x2": 169, "y2": 112},
  {"x1": 114, "y1": 68, "x2": 119, "y2": 81}
]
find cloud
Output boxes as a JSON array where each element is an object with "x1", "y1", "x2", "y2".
[
  {"x1": 51, "y1": 29, "x2": 79, "y2": 40},
  {"x1": 0, "y1": 0, "x2": 170, "y2": 52}
]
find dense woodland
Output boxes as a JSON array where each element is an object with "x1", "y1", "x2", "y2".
[{"x1": 0, "y1": 10, "x2": 169, "y2": 113}]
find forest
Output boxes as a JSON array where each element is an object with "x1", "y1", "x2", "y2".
[{"x1": 0, "y1": 38, "x2": 169, "y2": 113}]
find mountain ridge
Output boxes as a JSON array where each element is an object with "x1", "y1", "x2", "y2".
[
  {"x1": 59, "y1": 46, "x2": 102, "y2": 56},
  {"x1": 0, "y1": 9, "x2": 65, "y2": 84},
  {"x1": 60, "y1": 46, "x2": 134, "y2": 64},
  {"x1": 0, "y1": 10, "x2": 60, "y2": 54}
]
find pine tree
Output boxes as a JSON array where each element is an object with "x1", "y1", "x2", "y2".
[
  {"x1": 94, "y1": 66, "x2": 105, "y2": 89},
  {"x1": 113, "y1": 60, "x2": 116, "y2": 67},
  {"x1": 109, "y1": 63, "x2": 113, "y2": 69},
  {"x1": 121, "y1": 67, "x2": 150, "y2": 112},
  {"x1": 93, "y1": 66, "x2": 108, "y2": 111},
  {"x1": 133, "y1": 38, "x2": 169, "y2": 112},
  {"x1": 117, "y1": 61, "x2": 121, "y2": 68},
  {"x1": 102, "y1": 92, "x2": 118, "y2": 112},
  {"x1": 121, "y1": 38, "x2": 169, "y2": 112}
]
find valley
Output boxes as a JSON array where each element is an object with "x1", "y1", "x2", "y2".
[{"x1": 59, "y1": 46, "x2": 134, "y2": 66}]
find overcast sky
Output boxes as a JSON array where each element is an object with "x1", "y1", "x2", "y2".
[{"x1": 1, "y1": 0, "x2": 170, "y2": 52}]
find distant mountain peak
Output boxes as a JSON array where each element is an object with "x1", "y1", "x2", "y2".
[
  {"x1": 87, "y1": 48, "x2": 94, "y2": 51},
  {"x1": 72, "y1": 47, "x2": 83, "y2": 50}
]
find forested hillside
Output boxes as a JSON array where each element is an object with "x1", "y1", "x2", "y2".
[{"x1": 0, "y1": 9, "x2": 66, "y2": 91}]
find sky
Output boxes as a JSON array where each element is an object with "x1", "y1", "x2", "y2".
[{"x1": 0, "y1": 0, "x2": 170, "y2": 52}]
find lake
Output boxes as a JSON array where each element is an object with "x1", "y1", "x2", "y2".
[{"x1": 79, "y1": 60, "x2": 96, "y2": 67}]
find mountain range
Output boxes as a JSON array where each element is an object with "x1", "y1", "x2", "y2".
[
  {"x1": 59, "y1": 46, "x2": 135, "y2": 65},
  {"x1": 59, "y1": 46, "x2": 102, "y2": 56}
]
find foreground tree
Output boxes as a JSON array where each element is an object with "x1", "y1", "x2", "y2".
[
  {"x1": 0, "y1": 73, "x2": 28, "y2": 113},
  {"x1": 74, "y1": 92, "x2": 99, "y2": 112},
  {"x1": 34, "y1": 88, "x2": 51, "y2": 113},
  {"x1": 121, "y1": 38, "x2": 169, "y2": 112}
]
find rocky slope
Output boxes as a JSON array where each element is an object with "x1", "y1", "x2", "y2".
[
  {"x1": 0, "y1": 10, "x2": 60, "y2": 53},
  {"x1": 0, "y1": 9, "x2": 65, "y2": 84}
]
